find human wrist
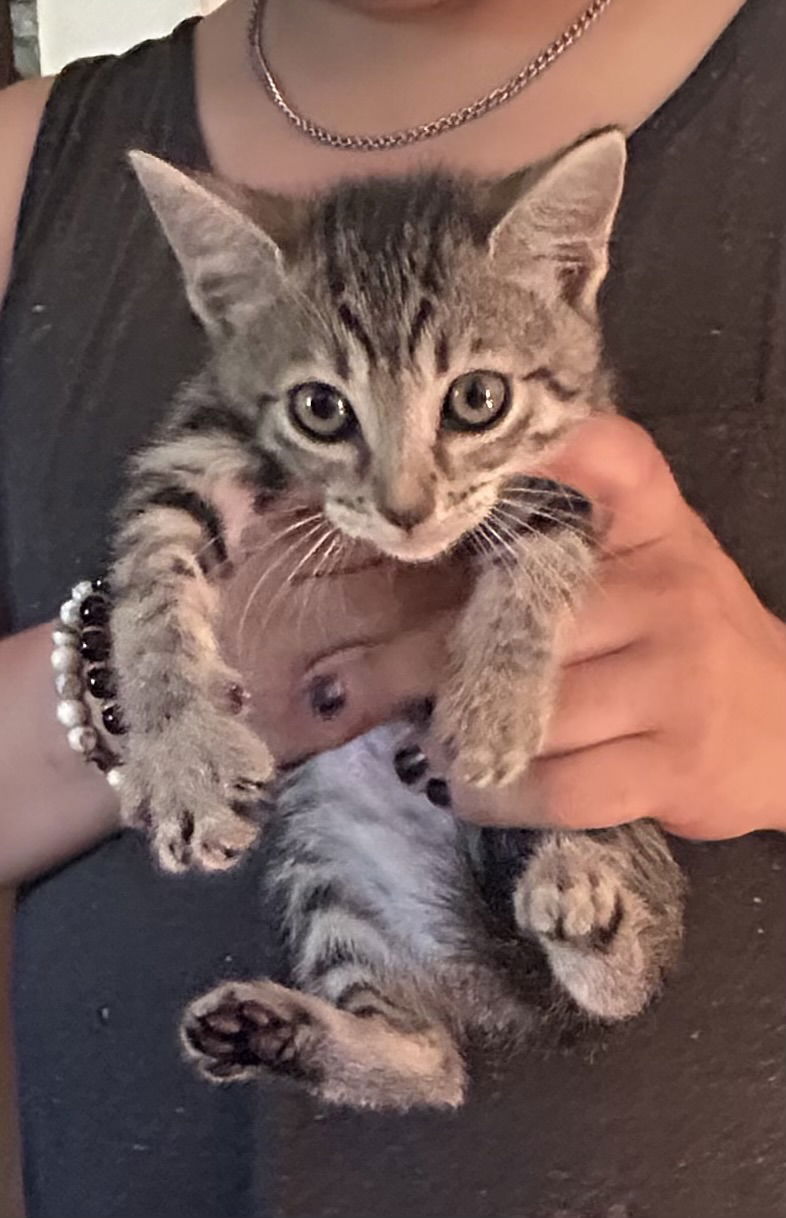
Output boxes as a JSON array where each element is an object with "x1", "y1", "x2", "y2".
[{"x1": 0, "y1": 622, "x2": 120, "y2": 885}]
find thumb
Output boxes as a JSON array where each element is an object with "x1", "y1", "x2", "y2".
[{"x1": 535, "y1": 414, "x2": 685, "y2": 553}]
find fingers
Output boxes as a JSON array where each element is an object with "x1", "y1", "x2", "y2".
[
  {"x1": 554, "y1": 557, "x2": 646, "y2": 663},
  {"x1": 267, "y1": 615, "x2": 451, "y2": 765},
  {"x1": 452, "y1": 736, "x2": 668, "y2": 830},
  {"x1": 534, "y1": 414, "x2": 686, "y2": 553},
  {"x1": 540, "y1": 644, "x2": 662, "y2": 756},
  {"x1": 553, "y1": 537, "x2": 698, "y2": 663}
]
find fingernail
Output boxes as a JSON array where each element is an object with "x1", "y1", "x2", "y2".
[
  {"x1": 401, "y1": 697, "x2": 435, "y2": 727},
  {"x1": 394, "y1": 745, "x2": 428, "y2": 785},
  {"x1": 227, "y1": 683, "x2": 248, "y2": 715},
  {"x1": 426, "y1": 778, "x2": 451, "y2": 808},
  {"x1": 309, "y1": 674, "x2": 347, "y2": 720}
]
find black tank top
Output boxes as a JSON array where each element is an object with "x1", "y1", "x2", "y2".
[{"x1": 2, "y1": 7, "x2": 784, "y2": 1217}]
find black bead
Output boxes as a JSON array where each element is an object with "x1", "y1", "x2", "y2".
[
  {"x1": 80, "y1": 628, "x2": 111, "y2": 663},
  {"x1": 102, "y1": 704, "x2": 126, "y2": 735},
  {"x1": 394, "y1": 746, "x2": 428, "y2": 785},
  {"x1": 426, "y1": 778, "x2": 451, "y2": 808},
  {"x1": 309, "y1": 675, "x2": 347, "y2": 720},
  {"x1": 80, "y1": 594, "x2": 110, "y2": 626},
  {"x1": 92, "y1": 576, "x2": 112, "y2": 596},
  {"x1": 87, "y1": 665, "x2": 117, "y2": 700}
]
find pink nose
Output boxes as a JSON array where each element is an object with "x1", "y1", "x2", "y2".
[{"x1": 378, "y1": 504, "x2": 430, "y2": 532}]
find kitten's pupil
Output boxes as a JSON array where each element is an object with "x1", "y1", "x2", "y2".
[
  {"x1": 289, "y1": 382, "x2": 357, "y2": 442},
  {"x1": 311, "y1": 390, "x2": 337, "y2": 420},
  {"x1": 443, "y1": 371, "x2": 510, "y2": 432}
]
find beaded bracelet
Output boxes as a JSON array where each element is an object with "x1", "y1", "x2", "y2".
[{"x1": 51, "y1": 578, "x2": 125, "y2": 791}]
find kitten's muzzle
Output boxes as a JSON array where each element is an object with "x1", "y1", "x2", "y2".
[{"x1": 378, "y1": 503, "x2": 432, "y2": 533}]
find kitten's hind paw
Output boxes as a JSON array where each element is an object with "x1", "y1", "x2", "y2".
[
  {"x1": 182, "y1": 981, "x2": 320, "y2": 1084},
  {"x1": 513, "y1": 834, "x2": 653, "y2": 1021}
]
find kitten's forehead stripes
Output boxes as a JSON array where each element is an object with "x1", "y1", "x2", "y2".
[
  {"x1": 312, "y1": 174, "x2": 480, "y2": 377},
  {"x1": 406, "y1": 297, "x2": 435, "y2": 362},
  {"x1": 435, "y1": 333, "x2": 451, "y2": 376},
  {"x1": 333, "y1": 340, "x2": 350, "y2": 382},
  {"x1": 337, "y1": 303, "x2": 378, "y2": 369}
]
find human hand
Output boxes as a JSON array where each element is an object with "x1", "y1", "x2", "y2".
[
  {"x1": 443, "y1": 415, "x2": 786, "y2": 839},
  {"x1": 217, "y1": 511, "x2": 469, "y2": 765}
]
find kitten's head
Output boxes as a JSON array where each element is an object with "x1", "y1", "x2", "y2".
[{"x1": 131, "y1": 131, "x2": 625, "y2": 562}]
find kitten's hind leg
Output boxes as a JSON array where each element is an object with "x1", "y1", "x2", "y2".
[
  {"x1": 182, "y1": 979, "x2": 466, "y2": 1111},
  {"x1": 513, "y1": 823, "x2": 684, "y2": 1021}
]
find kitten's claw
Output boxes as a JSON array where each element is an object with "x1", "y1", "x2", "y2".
[
  {"x1": 433, "y1": 684, "x2": 542, "y2": 789},
  {"x1": 120, "y1": 711, "x2": 275, "y2": 873},
  {"x1": 153, "y1": 806, "x2": 262, "y2": 875}
]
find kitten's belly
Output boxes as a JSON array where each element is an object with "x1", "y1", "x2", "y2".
[{"x1": 279, "y1": 725, "x2": 471, "y2": 962}]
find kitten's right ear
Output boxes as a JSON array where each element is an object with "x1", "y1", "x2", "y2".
[
  {"x1": 487, "y1": 129, "x2": 626, "y2": 317},
  {"x1": 129, "y1": 151, "x2": 285, "y2": 336}
]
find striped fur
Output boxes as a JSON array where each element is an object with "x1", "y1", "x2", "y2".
[
  {"x1": 109, "y1": 133, "x2": 684, "y2": 1108},
  {"x1": 181, "y1": 727, "x2": 684, "y2": 1109}
]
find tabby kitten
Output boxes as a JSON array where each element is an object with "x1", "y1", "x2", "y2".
[{"x1": 109, "y1": 129, "x2": 684, "y2": 1110}]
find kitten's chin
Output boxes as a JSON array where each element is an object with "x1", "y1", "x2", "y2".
[
  {"x1": 371, "y1": 530, "x2": 467, "y2": 565},
  {"x1": 328, "y1": 510, "x2": 472, "y2": 565}
]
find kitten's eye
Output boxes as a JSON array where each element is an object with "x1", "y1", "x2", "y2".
[
  {"x1": 288, "y1": 382, "x2": 357, "y2": 442},
  {"x1": 442, "y1": 371, "x2": 510, "y2": 432}
]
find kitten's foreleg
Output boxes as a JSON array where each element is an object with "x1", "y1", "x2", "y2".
[
  {"x1": 435, "y1": 525, "x2": 593, "y2": 788},
  {"x1": 110, "y1": 428, "x2": 276, "y2": 873}
]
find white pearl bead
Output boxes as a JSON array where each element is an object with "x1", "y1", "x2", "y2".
[
  {"x1": 59, "y1": 599, "x2": 82, "y2": 627},
  {"x1": 51, "y1": 645, "x2": 80, "y2": 673},
  {"x1": 57, "y1": 699, "x2": 89, "y2": 728},
  {"x1": 55, "y1": 672, "x2": 83, "y2": 699},
  {"x1": 71, "y1": 581, "x2": 93, "y2": 602},
  {"x1": 66, "y1": 725, "x2": 98, "y2": 754},
  {"x1": 52, "y1": 627, "x2": 76, "y2": 648},
  {"x1": 106, "y1": 768, "x2": 124, "y2": 790}
]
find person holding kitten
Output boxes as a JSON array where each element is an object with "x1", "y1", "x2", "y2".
[{"x1": 1, "y1": 0, "x2": 784, "y2": 1216}]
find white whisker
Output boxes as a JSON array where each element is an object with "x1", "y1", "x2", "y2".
[
  {"x1": 236, "y1": 518, "x2": 328, "y2": 648},
  {"x1": 293, "y1": 529, "x2": 342, "y2": 644}
]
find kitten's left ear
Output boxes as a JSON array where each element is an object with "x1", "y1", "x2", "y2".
[
  {"x1": 488, "y1": 128, "x2": 626, "y2": 316},
  {"x1": 129, "y1": 151, "x2": 286, "y2": 337}
]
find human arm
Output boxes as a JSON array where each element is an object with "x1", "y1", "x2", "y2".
[{"x1": 1, "y1": 78, "x2": 59, "y2": 1218}]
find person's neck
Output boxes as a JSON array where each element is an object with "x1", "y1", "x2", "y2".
[
  {"x1": 198, "y1": 0, "x2": 747, "y2": 190},
  {"x1": 261, "y1": 0, "x2": 578, "y2": 134}
]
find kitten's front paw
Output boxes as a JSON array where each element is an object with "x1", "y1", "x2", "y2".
[
  {"x1": 121, "y1": 712, "x2": 274, "y2": 873},
  {"x1": 433, "y1": 677, "x2": 544, "y2": 789}
]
